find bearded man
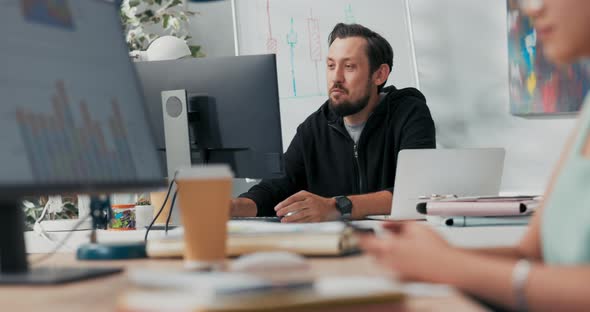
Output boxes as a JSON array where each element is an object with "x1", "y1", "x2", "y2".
[{"x1": 232, "y1": 23, "x2": 436, "y2": 222}]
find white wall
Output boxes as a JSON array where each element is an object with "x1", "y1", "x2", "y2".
[
  {"x1": 410, "y1": 0, "x2": 576, "y2": 194},
  {"x1": 186, "y1": 0, "x2": 578, "y2": 195},
  {"x1": 186, "y1": 0, "x2": 236, "y2": 57}
]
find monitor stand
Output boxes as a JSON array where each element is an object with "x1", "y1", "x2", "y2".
[
  {"x1": 162, "y1": 89, "x2": 191, "y2": 226},
  {"x1": 0, "y1": 199, "x2": 122, "y2": 285}
]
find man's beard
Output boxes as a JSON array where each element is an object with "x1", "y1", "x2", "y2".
[{"x1": 329, "y1": 88, "x2": 371, "y2": 117}]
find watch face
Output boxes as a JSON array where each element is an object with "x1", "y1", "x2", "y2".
[{"x1": 336, "y1": 196, "x2": 352, "y2": 214}]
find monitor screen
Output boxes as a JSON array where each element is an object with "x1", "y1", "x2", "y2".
[
  {"x1": 0, "y1": 0, "x2": 163, "y2": 195},
  {"x1": 135, "y1": 54, "x2": 284, "y2": 180}
]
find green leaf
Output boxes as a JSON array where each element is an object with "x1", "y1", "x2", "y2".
[
  {"x1": 189, "y1": 45, "x2": 205, "y2": 58},
  {"x1": 129, "y1": 0, "x2": 141, "y2": 7},
  {"x1": 166, "y1": 0, "x2": 183, "y2": 9},
  {"x1": 162, "y1": 14, "x2": 170, "y2": 29},
  {"x1": 155, "y1": 0, "x2": 162, "y2": 5}
]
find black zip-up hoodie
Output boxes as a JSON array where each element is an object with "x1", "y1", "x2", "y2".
[{"x1": 240, "y1": 85, "x2": 436, "y2": 217}]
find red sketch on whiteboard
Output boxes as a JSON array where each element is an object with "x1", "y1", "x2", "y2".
[
  {"x1": 265, "y1": 0, "x2": 278, "y2": 54},
  {"x1": 307, "y1": 9, "x2": 323, "y2": 95}
]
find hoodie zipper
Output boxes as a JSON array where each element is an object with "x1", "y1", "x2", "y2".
[
  {"x1": 353, "y1": 143, "x2": 364, "y2": 193},
  {"x1": 328, "y1": 123, "x2": 366, "y2": 194}
]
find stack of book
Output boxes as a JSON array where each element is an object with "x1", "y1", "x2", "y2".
[
  {"x1": 416, "y1": 196, "x2": 541, "y2": 227},
  {"x1": 146, "y1": 220, "x2": 361, "y2": 258}
]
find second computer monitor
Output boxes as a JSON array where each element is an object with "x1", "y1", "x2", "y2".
[{"x1": 135, "y1": 54, "x2": 284, "y2": 179}]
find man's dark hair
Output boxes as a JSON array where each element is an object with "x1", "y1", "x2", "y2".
[{"x1": 328, "y1": 23, "x2": 393, "y2": 92}]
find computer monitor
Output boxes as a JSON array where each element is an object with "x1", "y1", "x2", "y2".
[
  {"x1": 134, "y1": 54, "x2": 284, "y2": 179},
  {"x1": 0, "y1": 0, "x2": 163, "y2": 283}
]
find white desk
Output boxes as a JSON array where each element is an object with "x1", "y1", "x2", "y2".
[
  {"x1": 2, "y1": 254, "x2": 487, "y2": 312},
  {"x1": 25, "y1": 220, "x2": 527, "y2": 254},
  {"x1": 18, "y1": 220, "x2": 520, "y2": 312}
]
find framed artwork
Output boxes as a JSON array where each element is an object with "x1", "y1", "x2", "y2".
[{"x1": 507, "y1": 0, "x2": 590, "y2": 116}]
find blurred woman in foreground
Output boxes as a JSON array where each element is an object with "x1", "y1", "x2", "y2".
[{"x1": 361, "y1": 1, "x2": 590, "y2": 311}]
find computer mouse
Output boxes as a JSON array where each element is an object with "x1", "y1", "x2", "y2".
[
  {"x1": 229, "y1": 251, "x2": 310, "y2": 274},
  {"x1": 284, "y1": 210, "x2": 300, "y2": 217}
]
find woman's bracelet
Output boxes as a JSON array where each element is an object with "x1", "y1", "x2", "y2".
[{"x1": 512, "y1": 259, "x2": 532, "y2": 311}]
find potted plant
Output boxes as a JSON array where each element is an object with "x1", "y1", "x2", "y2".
[
  {"x1": 120, "y1": 0, "x2": 205, "y2": 57},
  {"x1": 23, "y1": 195, "x2": 81, "y2": 231},
  {"x1": 135, "y1": 194, "x2": 154, "y2": 229}
]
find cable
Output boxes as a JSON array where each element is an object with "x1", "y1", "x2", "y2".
[
  {"x1": 159, "y1": 170, "x2": 181, "y2": 237},
  {"x1": 144, "y1": 178, "x2": 175, "y2": 241},
  {"x1": 32, "y1": 201, "x2": 52, "y2": 242},
  {"x1": 164, "y1": 190, "x2": 178, "y2": 235},
  {"x1": 30, "y1": 215, "x2": 92, "y2": 265},
  {"x1": 144, "y1": 177, "x2": 176, "y2": 241}
]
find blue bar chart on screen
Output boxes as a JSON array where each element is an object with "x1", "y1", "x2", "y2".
[{"x1": 15, "y1": 80, "x2": 137, "y2": 182}]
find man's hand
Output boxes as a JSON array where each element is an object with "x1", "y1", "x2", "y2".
[
  {"x1": 231, "y1": 198, "x2": 257, "y2": 217},
  {"x1": 274, "y1": 191, "x2": 341, "y2": 223}
]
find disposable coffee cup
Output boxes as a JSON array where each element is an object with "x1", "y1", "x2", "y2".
[{"x1": 175, "y1": 165, "x2": 233, "y2": 271}]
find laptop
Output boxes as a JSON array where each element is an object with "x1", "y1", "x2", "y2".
[{"x1": 369, "y1": 148, "x2": 506, "y2": 220}]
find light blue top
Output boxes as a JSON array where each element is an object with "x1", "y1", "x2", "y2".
[{"x1": 542, "y1": 96, "x2": 590, "y2": 264}]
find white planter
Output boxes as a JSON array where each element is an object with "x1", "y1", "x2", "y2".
[{"x1": 135, "y1": 205, "x2": 154, "y2": 230}]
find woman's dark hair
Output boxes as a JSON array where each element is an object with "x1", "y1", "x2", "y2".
[{"x1": 328, "y1": 23, "x2": 394, "y2": 92}]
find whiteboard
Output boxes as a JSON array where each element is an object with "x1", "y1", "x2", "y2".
[{"x1": 234, "y1": 0, "x2": 418, "y2": 150}]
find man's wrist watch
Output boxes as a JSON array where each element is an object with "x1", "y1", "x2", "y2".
[{"x1": 334, "y1": 196, "x2": 353, "y2": 217}]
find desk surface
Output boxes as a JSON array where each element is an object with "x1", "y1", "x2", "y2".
[
  {"x1": 25, "y1": 220, "x2": 528, "y2": 254},
  {"x1": 0, "y1": 254, "x2": 486, "y2": 312}
]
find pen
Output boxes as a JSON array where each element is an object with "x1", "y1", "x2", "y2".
[
  {"x1": 339, "y1": 218, "x2": 375, "y2": 234},
  {"x1": 444, "y1": 216, "x2": 532, "y2": 227}
]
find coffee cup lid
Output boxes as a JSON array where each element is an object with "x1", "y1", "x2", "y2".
[{"x1": 175, "y1": 165, "x2": 234, "y2": 180}]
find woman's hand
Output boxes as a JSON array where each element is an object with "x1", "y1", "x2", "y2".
[{"x1": 360, "y1": 222, "x2": 458, "y2": 283}]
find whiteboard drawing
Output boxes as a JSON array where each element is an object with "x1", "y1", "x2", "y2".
[
  {"x1": 265, "y1": 0, "x2": 277, "y2": 54},
  {"x1": 307, "y1": 9, "x2": 323, "y2": 95},
  {"x1": 344, "y1": 4, "x2": 356, "y2": 24},
  {"x1": 286, "y1": 17, "x2": 299, "y2": 97}
]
